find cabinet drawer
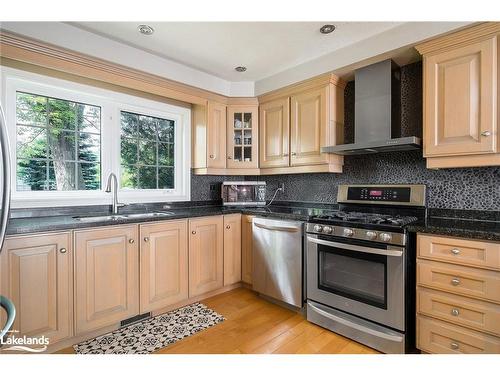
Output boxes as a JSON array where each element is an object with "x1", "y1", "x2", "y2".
[
  {"x1": 417, "y1": 259, "x2": 500, "y2": 303},
  {"x1": 417, "y1": 316, "x2": 500, "y2": 354},
  {"x1": 418, "y1": 287, "x2": 500, "y2": 336},
  {"x1": 418, "y1": 234, "x2": 500, "y2": 270}
]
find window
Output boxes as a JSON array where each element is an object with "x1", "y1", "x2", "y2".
[
  {"x1": 3, "y1": 67, "x2": 191, "y2": 208},
  {"x1": 16, "y1": 92, "x2": 101, "y2": 191},
  {"x1": 120, "y1": 111, "x2": 175, "y2": 190}
]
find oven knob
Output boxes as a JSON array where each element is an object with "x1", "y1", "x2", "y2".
[
  {"x1": 313, "y1": 225, "x2": 323, "y2": 232},
  {"x1": 365, "y1": 231, "x2": 377, "y2": 240},
  {"x1": 322, "y1": 226, "x2": 333, "y2": 234},
  {"x1": 379, "y1": 233, "x2": 393, "y2": 242},
  {"x1": 343, "y1": 228, "x2": 354, "y2": 237}
]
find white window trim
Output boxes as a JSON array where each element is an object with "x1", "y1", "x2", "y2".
[{"x1": 1, "y1": 66, "x2": 191, "y2": 208}]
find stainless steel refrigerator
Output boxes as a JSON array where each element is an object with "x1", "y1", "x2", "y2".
[{"x1": 0, "y1": 104, "x2": 15, "y2": 339}]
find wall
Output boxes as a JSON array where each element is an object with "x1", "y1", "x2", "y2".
[{"x1": 191, "y1": 62, "x2": 500, "y2": 211}]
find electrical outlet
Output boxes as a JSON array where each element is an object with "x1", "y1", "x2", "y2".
[{"x1": 209, "y1": 183, "x2": 217, "y2": 191}]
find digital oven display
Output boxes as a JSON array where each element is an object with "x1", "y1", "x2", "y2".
[{"x1": 369, "y1": 190, "x2": 383, "y2": 197}]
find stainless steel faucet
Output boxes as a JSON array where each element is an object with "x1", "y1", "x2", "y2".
[{"x1": 105, "y1": 173, "x2": 126, "y2": 214}]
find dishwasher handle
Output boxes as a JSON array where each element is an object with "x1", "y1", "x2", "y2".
[{"x1": 254, "y1": 222, "x2": 300, "y2": 233}]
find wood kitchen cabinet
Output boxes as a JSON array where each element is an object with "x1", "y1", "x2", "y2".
[
  {"x1": 0, "y1": 232, "x2": 73, "y2": 345},
  {"x1": 207, "y1": 100, "x2": 227, "y2": 169},
  {"x1": 416, "y1": 23, "x2": 500, "y2": 168},
  {"x1": 226, "y1": 105, "x2": 259, "y2": 171},
  {"x1": 188, "y1": 215, "x2": 224, "y2": 297},
  {"x1": 241, "y1": 215, "x2": 254, "y2": 284},
  {"x1": 259, "y1": 97, "x2": 290, "y2": 168},
  {"x1": 139, "y1": 220, "x2": 188, "y2": 313},
  {"x1": 416, "y1": 233, "x2": 500, "y2": 353},
  {"x1": 258, "y1": 73, "x2": 345, "y2": 174},
  {"x1": 223, "y1": 213, "x2": 242, "y2": 286},
  {"x1": 74, "y1": 225, "x2": 139, "y2": 335}
]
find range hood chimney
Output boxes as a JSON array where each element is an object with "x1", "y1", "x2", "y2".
[{"x1": 322, "y1": 59, "x2": 421, "y2": 155}]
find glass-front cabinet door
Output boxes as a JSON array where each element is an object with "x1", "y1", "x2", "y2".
[{"x1": 226, "y1": 106, "x2": 258, "y2": 169}]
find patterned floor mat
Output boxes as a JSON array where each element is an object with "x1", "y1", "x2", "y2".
[{"x1": 73, "y1": 302, "x2": 225, "y2": 354}]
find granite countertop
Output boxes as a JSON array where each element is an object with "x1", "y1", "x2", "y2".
[
  {"x1": 406, "y1": 208, "x2": 500, "y2": 242},
  {"x1": 5, "y1": 204, "x2": 335, "y2": 236}
]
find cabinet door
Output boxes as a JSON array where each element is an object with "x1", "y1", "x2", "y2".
[
  {"x1": 223, "y1": 214, "x2": 242, "y2": 286},
  {"x1": 74, "y1": 226, "x2": 139, "y2": 335},
  {"x1": 424, "y1": 37, "x2": 497, "y2": 157},
  {"x1": 241, "y1": 215, "x2": 254, "y2": 284},
  {"x1": 188, "y1": 216, "x2": 224, "y2": 297},
  {"x1": 227, "y1": 106, "x2": 259, "y2": 169},
  {"x1": 207, "y1": 101, "x2": 227, "y2": 168},
  {"x1": 140, "y1": 220, "x2": 188, "y2": 313},
  {"x1": 0, "y1": 232, "x2": 72, "y2": 345},
  {"x1": 290, "y1": 86, "x2": 329, "y2": 166},
  {"x1": 259, "y1": 98, "x2": 290, "y2": 168}
]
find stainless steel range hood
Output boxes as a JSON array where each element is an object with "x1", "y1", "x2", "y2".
[{"x1": 322, "y1": 59, "x2": 421, "y2": 155}]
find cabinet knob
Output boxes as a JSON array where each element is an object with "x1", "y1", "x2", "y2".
[
  {"x1": 59, "y1": 247, "x2": 67, "y2": 254},
  {"x1": 144, "y1": 237, "x2": 150, "y2": 242},
  {"x1": 226, "y1": 225, "x2": 231, "y2": 229},
  {"x1": 209, "y1": 154, "x2": 215, "y2": 159},
  {"x1": 451, "y1": 278, "x2": 461, "y2": 286},
  {"x1": 192, "y1": 231, "x2": 196, "y2": 235},
  {"x1": 451, "y1": 308, "x2": 460, "y2": 316},
  {"x1": 481, "y1": 131, "x2": 492, "y2": 137},
  {"x1": 450, "y1": 342, "x2": 459, "y2": 350},
  {"x1": 451, "y1": 248, "x2": 460, "y2": 255},
  {"x1": 128, "y1": 238, "x2": 135, "y2": 244},
  {"x1": 291, "y1": 152, "x2": 297, "y2": 156},
  {"x1": 228, "y1": 156, "x2": 232, "y2": 159}
]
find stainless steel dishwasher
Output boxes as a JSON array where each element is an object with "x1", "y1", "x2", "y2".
[{"x1": 252, "y1": 217, "x2": 304, "y2": 308}]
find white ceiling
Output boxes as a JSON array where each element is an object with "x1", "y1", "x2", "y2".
[
  {"x1": 72, "y1": 22, "x2": 403, "y2": 81},
  {"x1": 1, "y1": 22, "x2": 472, "y2": 97}
]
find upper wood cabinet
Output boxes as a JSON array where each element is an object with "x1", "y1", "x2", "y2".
[
  {"x1": 74, "y1": 226, "x2": 139, "y2": 335},
  {"x1": 207, "y1": 101, "x2": 227, "y2": 169},
  {"x1": 290, "y1": 86, "x2": 329, "y2": 166},
  {"x1": 258, "y1": 73, "x2": 345, "y2": 174},
  {"x1": 227, "y1": 105, "x2": 259, "y2": 170},
  {"x1": 188, "y1": 215, "x2": 224, "y2": 297},
  {"x1": 139, "y1": 220, "x2": 188, "y2": 314},
  {"x1": 241, "y1": 215, "x2": 254, "y2": 285},
  {"x1": 0, "y1": 232, "x2": 73, "y2": 345},
  {"x1": 416, "y1": 23, "x2": 500, "y2": 168},
  {"x1": 223, "y1": 214, "x2": 242, "y2": 286},
  {"x1": 259, "y1": 98, "x2": 290, "y2": 168}
]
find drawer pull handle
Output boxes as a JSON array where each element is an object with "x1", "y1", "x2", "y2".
[
  {"x1": 451, "y1": 248, "x2": 460, "y2": 255},
  {"x1": 451, "y1": 278, "x2": 461, "y2": 286},
  {"x1": 450, "y1": 342, "x2": 460, "y2": 350},
  {"x1": 451, "y1": 308, "x2": 460, "y2": 316},
  {"x1": 59, "y1": 247, "x2": 67, "y2": 254},
  {"x1": 481, "y1": 131, "x2": 491, "y2": 137}
]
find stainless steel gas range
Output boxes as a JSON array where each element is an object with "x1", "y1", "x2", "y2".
[{"x1": 305, "y1": 184, "x2": 426, "y2": 354}]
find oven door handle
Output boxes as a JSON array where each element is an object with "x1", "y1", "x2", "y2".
[
  {"x1": 307, "y1": 237, "x2": 403, "y2": 257},
  {"x1": 307, "y1": 302, "x2": 403, "y2": 342}
]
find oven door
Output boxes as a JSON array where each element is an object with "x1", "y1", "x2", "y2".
[{"x1": 306, "y1": 234, "x2": 405, "y2": 330}]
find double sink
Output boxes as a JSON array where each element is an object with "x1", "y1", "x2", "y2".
[{"x1": 73, "y1": 211, "x2": 175, "y2": 223}]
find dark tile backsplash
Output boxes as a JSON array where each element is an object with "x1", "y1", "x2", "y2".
[{"x1": 191, "y1": 61, "x2": 500, "y2": 211}]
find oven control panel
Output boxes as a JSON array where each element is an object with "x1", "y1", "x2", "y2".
[
  {"x1": 306, "y1": 223, "x2": 406, "y2": 246},
  {"x1": 347, "y1": 187, "x2": 411, "y2": 202}
]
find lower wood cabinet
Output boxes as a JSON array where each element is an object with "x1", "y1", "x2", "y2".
[
  {"x1": 241, "y1": 215, "x2": 254, "y2": 284},
  {"x1": 223, "y1": 213, "x2": 242, "y2": 286},
  {"x1": 74, "y1": 226, "x2": 139, "y2": 335},
  {"x1": 139, "y1": 220, "x2": 188, "y2": 313},
  {"x1": 0, "y1": 232, "x2": 73, "y2": 345},
  {"x1": 188, "y1": 215, "x2": 224, "y2": 297}
]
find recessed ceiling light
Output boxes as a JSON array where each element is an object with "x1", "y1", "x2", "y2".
[
  {"x1": 320, "y1": 24, "x2": 336, "y2": 34},
  {"x1": 138, "y1": 25, "x2": 154, "y2": 35},
  {"x1": 234, "y1": 66, "x2": 247, "y2": 72}
]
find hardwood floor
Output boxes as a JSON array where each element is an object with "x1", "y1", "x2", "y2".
[{"x1": 59, "y1": 287, "x2": 378, "y2": 354}]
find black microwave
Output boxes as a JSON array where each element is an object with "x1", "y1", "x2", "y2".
[{"x1": 221, "y1": 181, "x2": 266, "y2": 206}]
